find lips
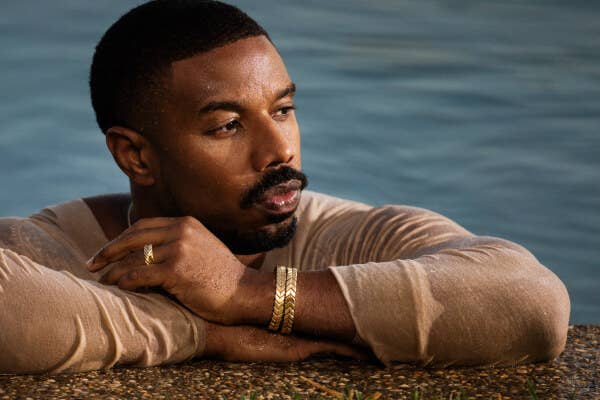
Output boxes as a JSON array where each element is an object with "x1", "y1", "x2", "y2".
[{"x1": 255, "y1": 179, "x2": 302, "y2": 214}]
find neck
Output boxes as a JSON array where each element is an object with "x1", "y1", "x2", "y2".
[
  {"x1": 128, "y1": 186, "x2": 163, "y2": 226},
  {"x1": 82, "y1": 193, "x2": 131, "y2": 242}
]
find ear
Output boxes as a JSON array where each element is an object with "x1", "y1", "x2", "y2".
[{"x1": 105, "y1": 126, "x2": 156, "y2": 186}]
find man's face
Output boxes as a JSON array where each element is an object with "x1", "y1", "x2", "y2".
[{"x1": 147, "y1": 35, "x2": 305, "y2": 254}]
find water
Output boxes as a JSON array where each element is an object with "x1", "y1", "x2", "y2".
[{"x1": 0, "y1": 0, "x2": 598, "y2": 323}]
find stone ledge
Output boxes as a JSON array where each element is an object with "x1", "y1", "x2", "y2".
[{"x1": 0, "y1": 325, "x2": 597, "y2": 399}]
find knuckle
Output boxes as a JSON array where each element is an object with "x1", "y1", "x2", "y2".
[
  {"x1": 177, "y1": 220, "x2": 195, "y2": 237},
  {"x1": 172, "y1": 240, "x2": 187, "y2": 255},
  {"x1": 126, "y1": 269, "x2": 140, "y2": 282},
  {"x1": 181, "y1": 215, "x2": 196, "y2": 225},
  {"x1": 174, "y1": 222, "x2": 186, "y2": 237},
  {"x1": 163, "y1": 275, "x2": 177, "y2": 290}
]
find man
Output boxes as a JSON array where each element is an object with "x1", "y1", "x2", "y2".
[{"x1": 0, "y1": 0, "x2": 570, "y2": 374}]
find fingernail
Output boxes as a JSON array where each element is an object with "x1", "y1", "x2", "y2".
[{"x1": 86, "y1": 257, "x2": 95, "y2": 268}]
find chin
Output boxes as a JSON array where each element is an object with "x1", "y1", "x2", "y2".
[
  {"x1": 219, "y1": 215, "x2": 298, "y2": 255},
  {"x1": 263, "y1": 208, "x2": 296, "y2": 224}
]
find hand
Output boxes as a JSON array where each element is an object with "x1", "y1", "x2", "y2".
[
  {"x1": 203, "y1": 322, "x2": 370, "y2": 362},
  {"x1": 87, "y1": 216, "x2": 248, "y2": 325}
]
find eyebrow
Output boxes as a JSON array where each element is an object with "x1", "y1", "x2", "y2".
[{"x1": 198, "y1": 82, "x2": 296, "y2": 116}]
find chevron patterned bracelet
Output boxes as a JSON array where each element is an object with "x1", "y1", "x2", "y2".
[
  {"x1": 268, "y1": 266, "x2": 287, "y2": 331},
  {"x1": 280, "y1": 266, "x2": 298, "y2": 335}
]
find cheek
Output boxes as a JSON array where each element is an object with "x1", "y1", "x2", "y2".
[{"x1": 160, "y1": 139, "x2": 250, "y2": 201}]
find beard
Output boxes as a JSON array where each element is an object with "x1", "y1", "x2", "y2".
[
  {"x1": 209, "y1": 165, "x2": 308, "y2": 255},
  {"x1": 215, "y1": 214, "x2": 299, "y2": 255}
]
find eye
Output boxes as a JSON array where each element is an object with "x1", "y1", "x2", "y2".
[
  {"x1": 207, "y1": 119, "x2": 241, "y2": 136},
  {"x1": 273, "y1": 105, "x2": 296, "y2": 120}
]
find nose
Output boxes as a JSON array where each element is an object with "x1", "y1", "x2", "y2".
[{"x1": 250, "y1": 117, "x2": 296, "y2": 172}]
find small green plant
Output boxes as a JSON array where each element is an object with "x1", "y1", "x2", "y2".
[{"x1": 526, "y1": 378, "x2": 539, "y2": 400}]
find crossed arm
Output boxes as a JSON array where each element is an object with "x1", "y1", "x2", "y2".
[
  {"x1": 88, "y1": 202, "x2": 570, "y2": 368},
  {"x1": 0, "y1": 198, "x2": 570, "y2": 373},
  {"x1": 86, "y1": 216, "x2": 359, "y2": 352}
]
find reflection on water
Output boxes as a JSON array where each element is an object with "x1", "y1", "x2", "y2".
[{"x1": 0, "y1": 0, "x2": 598, "y2": 323}]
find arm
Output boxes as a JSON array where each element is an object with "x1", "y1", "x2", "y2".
[
  {"x1": 203, "y1": 322, "x2": 368, "y2": 362},
  {"x1": 89, "y1": 202, "x2": 570, "y2": 368},
  {"x1": 331, "y1": 235, "x2": 570, "y2": 367},
  {"x1": 0, "y1": 248, "x2": 205, "y2": 374},
  {"x1": 0, "y1": 216, "x2": 364, "y2": 374},
  {"x1": 0, "y1": 247, "x2": 362, "y2": 373},
  {"x1": 236, "y1": 268, "x2": 357, "y2": 342},
  {"x1": 240, "y1": 204, "x2": 571, "y2": 367},
  {"x1": 0, "y1": 215, "x2": 207, "y2": 374}
]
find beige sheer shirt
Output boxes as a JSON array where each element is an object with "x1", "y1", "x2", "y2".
[{"x1": 0, "y1": 190, "x2": 570, "y2": 373}]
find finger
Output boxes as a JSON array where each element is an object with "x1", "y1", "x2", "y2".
[
  {"x1": 87, "y1": 225, "x2": 178, "y2": 271},
  {"x1": 127, "y1": 216, "x2": 207, "y2": 236},
  {"x1": 300, "y1": 338, "x2": 371, "y2": 361},
  {"x1": 128, "y1": 216, "x2": 187, "y2": 230},
  {"x1": 284, "y1": 337, "x2": 370, "y2": 362},
  {"x1": 117, "y1": 263, "x2": 169, "y2": 292},
  {"x1": 320, "y1": 341, "x2": 372, "y2": 361},
  {"x1": 98, "y1": 244, "x2": 168, "y2": 285}
]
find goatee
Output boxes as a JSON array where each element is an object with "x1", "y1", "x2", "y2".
[{"x1": 213, "y1": 165, "x2": 308, "y2": 255}]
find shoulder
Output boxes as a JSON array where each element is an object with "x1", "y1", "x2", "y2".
[
  {"x1": 0, "y1": 196, "x2": 111, "y2": 262},
  {"x1": 295, "y1": 191, "x2": 473, "y2": 251},
  {"x1": 296, "y1": 190, "x2": 372, "y2": 221},
  {"x1": 29, "y1": 194, "x2": 128, "y2": 234},
  {"x1": 297, "y1": 190, "x2": 465, "y2": 229},
  {"x1": 34, "y1": 193, "x2": 127, "y2": 254},
  {"x1": 81, "y1": 193, "x2": 130, "y2": 213}
]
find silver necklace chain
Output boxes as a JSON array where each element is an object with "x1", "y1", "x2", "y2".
[{"x1": 127, "y1": 202, "x2": 133, "y2": 228}]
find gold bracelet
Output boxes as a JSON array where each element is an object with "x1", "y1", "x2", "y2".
[
  {"x1": 268, "y1": 266, "x2": 287, "y2": 331},
  {"x1": 280, "y1": 266, "x2": 298, "y2": 335}
]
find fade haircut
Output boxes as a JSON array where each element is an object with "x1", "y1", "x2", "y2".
[{"x1": 90, "y1": 0, "x2": 270, "y2": 134}]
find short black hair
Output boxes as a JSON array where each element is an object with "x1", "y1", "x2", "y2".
[{"x1": 90, "y1": 0, "x2": 270, "y2": 134}]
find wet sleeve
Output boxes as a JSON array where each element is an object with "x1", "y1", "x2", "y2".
[
  {"x1": 309, "y1": 204, "x2": 571, "y2": 367},
  {"x1": 0, "y1": 218, "x2": 206, "y2": 374}
]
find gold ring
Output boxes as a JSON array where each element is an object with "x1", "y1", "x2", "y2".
[{"x1": 143, "y1": 244, "x2": 155, "y2": 265}]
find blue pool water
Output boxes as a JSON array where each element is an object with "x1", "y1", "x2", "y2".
[{"x1": 0, "y1": 1, "x2": 598, "y2": 323}]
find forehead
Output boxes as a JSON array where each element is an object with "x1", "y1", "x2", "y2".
[{"x1": 169, "y1": 36, "x2": 291, "y2": 103}]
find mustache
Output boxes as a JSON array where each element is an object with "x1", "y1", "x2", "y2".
[{"x1": 240, "y1": 166, "x2": 308, "y2": 209}]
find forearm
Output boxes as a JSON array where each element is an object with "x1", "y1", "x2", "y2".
[
  {"x1": 328, "y1": 237, "x2": 571, "y2": 367},
  {"x1": 227, "y1": 197, "x2": 571, "y2": 367},
  {"x1": 237, "y1": 269, "x2": 356, "y2": 341},
  {"x1": 0, "y1": 248, "x2": 205, "y2": 374}
]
